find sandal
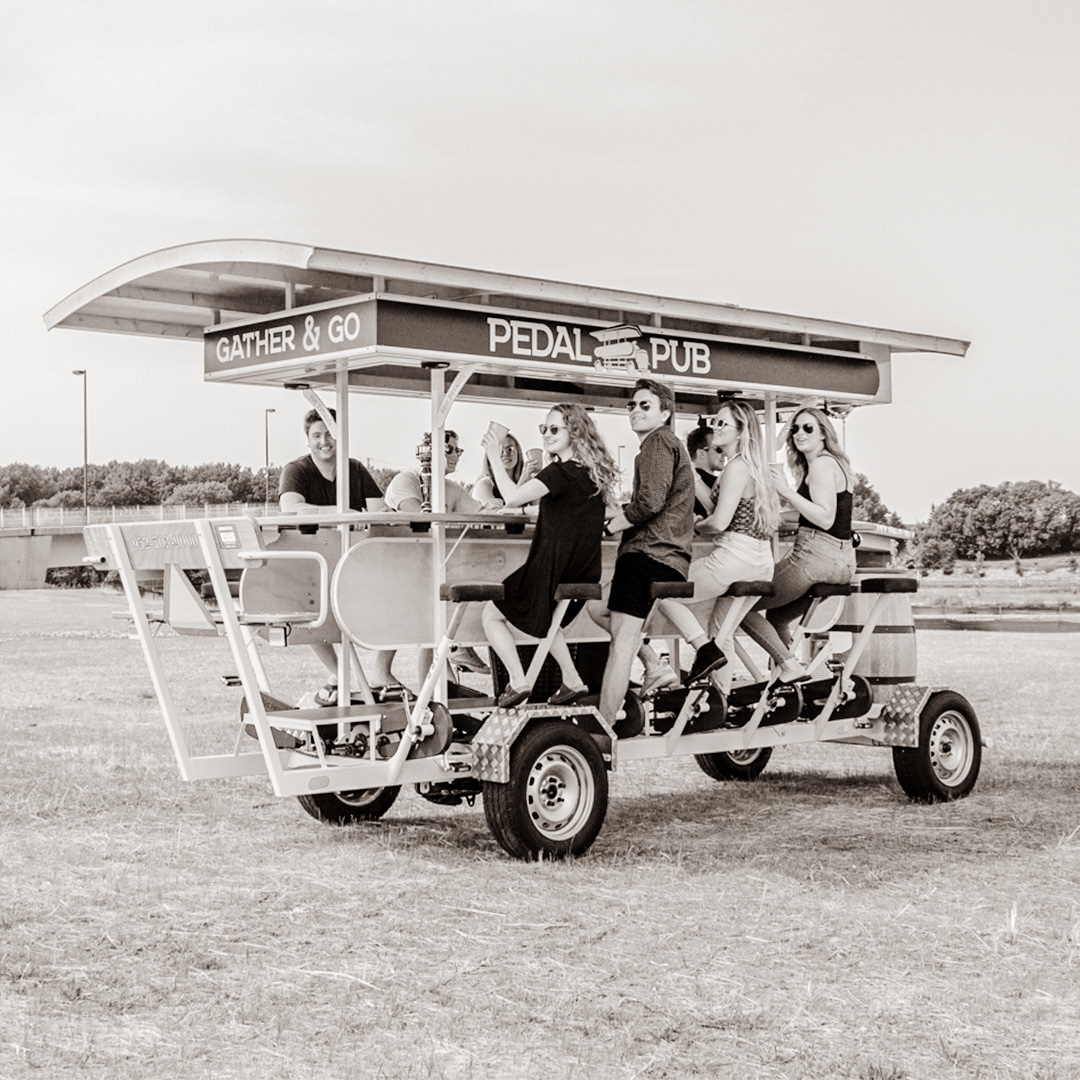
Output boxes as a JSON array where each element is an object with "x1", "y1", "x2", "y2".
[
  {"x1": 372, "y1": 682, "x2": 410, "y2": 702},
  {"x1": 313, "y1": 682, "x2": 338, "y2": 707}
]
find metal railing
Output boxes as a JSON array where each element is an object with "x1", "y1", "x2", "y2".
[{"x1": 0, "y1": 503, "x2": 277, "y2": 529}]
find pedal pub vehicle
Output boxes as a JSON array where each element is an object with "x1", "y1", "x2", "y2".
[{"x1": 45, "y1": 240, "x2": 983, "y2": 860}]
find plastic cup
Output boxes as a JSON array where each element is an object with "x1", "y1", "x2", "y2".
[{"x1": 486, "y1": 421, "x2": 509, "y2": 442}]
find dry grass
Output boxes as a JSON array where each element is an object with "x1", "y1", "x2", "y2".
[
  {"x1": 916, "y1": 558, "x2": 1080, "y2": 613},
  {"x1": 1, "y1": 590, "x2": 1079, "y2": 1079}
]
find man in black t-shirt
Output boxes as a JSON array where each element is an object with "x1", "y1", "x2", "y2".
[
  {"x1": 279, "y1": 408, "x2": 395, "y2": 700},
  {"x1": 279, "y1": 409, "x2": 385, "y2": 513}
]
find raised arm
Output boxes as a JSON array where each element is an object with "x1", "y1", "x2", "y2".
[{"x1": 482, "y1": 430, "x2": 549, "y2": 509}]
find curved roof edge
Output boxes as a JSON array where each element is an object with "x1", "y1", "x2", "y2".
[
  {"x1": 43, "y1": 238, "x2": 970, "y2": 357},
  {"x1": 43, "y1": 239, "x2": 317, "y2": 330}
]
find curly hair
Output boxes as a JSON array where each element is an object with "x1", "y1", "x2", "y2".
[
  {"x1": 717, "y1": 400, "x2": 780, "y2": 536},
  {"x1": 548, "y1": 403, "x2": 620, "y2": 505},
  {"x1": 784, "y1": 407, "x2": 854, "y2": 489}
]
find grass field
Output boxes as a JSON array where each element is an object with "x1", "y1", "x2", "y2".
[
  {"x1": 915, "y1": 557, "x2": 1080, "y2": 613},
  {"x1": 2, "y1": 589, "x2": 1079, "y2": 1079}
]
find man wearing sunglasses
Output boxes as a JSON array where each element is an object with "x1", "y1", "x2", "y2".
[
  {"x1": 384, "y1": 430, "x2": 487, "y2": 513},
  {"x1": 686, "y1": 422, "x2": 724, "y2": 518},
  {"x1": 589, "y1": 378, "x2": 695, "y2": 726},
  {"x1": 383, "y1": 429, "x2": 496, "y2": 684}
]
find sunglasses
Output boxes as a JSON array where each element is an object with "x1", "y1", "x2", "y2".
[
  {"x1": 538, "y1": 424, "x2": 563, "y2": 436},
  {"x1": 792, "y1": 423, "x2": 818, "y2": 435},
  {"x1": 626, "y1": 399, "x2": 654, "y2": 412},
  {"x1": 445, "y1": 443, "x2": 463, "y2": 453}
]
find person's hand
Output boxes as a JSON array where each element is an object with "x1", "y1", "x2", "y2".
[
  {"x1": 772, "y1": 472, "x2": 796, "y2": 502},
  {"x1": 480, "y1": 430, "x2": 500, "y2": 457},
  {"x1": 521, "y1": 458, "x2": 541, "y2": 482}
]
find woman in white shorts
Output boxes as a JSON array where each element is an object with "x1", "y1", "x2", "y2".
[{"x1": 644, "y1": 399, "x2": 779, "y2": 686}]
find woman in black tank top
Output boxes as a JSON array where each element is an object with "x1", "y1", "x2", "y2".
[{"x1": 739, "y1": 406, "x2": 856, "y2": 682}]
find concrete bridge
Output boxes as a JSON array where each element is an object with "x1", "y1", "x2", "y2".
[{"x1": 0, "y1": 524, "x2": 88, "y2": 589}]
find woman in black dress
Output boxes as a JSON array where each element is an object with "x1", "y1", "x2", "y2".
[{"x1": 481, "y1": 403, "x2": 619, "y2": 708}]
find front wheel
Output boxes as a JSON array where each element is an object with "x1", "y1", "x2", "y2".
[
  {"x1": 892, "y1": 691, "x2": 981, "y2": 802},
  {"x1": 296, "y1": 785, "x2": 401, "y2": 824},
  {"x1": 695, "y1": 746, "x2": 773, "y2": 782},
  {"x1": 483, "y1": 721, "x2": 609, "y2": 860}
]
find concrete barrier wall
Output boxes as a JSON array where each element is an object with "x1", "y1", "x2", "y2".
[{"x1": 0, "y1": 533, "x2": 51, "y2": 589}]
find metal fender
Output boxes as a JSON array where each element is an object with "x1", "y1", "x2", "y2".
[{"x1": 876, "y1": 684, "x2": 940, "y2": 748}]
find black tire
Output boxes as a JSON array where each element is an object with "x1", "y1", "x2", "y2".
[
  {"x1": 482, "y1": 721, "x2": 608, "y2": 860},
  {"x1": 695, "y1": 745, "x2": 773, "y2": 782},
  {"x1": 296, "y1": 785, "x2": 401, "y2": 824},
  {"x1": 892, "y1": 691, "x2": 981, "y2": 803}
]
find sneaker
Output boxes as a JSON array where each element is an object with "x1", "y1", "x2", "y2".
[
  {"x1": 688, "y1": 641, "x2": 727, "y2": 684},
  {"x1": 641, "y1": 663, "x2": 680, "y2": 695},
  {"x1": 451, "y1": 645, "x2": 491, "y2": 675}
]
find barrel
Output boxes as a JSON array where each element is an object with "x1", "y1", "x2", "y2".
[{"x1": 833, "y1": 586, "x2": 916, "y2": 688}]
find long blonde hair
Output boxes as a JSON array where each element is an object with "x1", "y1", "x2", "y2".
[
  {"x1": 550, "y1": 403, "x2": 620, "y2": 505},
  {"x1": 719, "y1": 400, "x2": 779, "y2": 536},
  {"x1": 785, "y1": 407, "x2": 854, "y2": 489}
]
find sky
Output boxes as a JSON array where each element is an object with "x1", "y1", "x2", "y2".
[{"x1": 2, "y1": 0, "x2": 1078, "y2": 522}]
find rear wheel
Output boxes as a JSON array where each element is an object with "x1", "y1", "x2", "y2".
[
  {"x1": 296, "y1": 785, "x2": 401, "y2": 824},
  {"x1": 892, "y1": 691, "x2": 981, "y2": 802},
  {"x1": 483, "y1": 721, "x2": 608, "y2": 860},
  {"x1": 695, "y1": 745, "x2": 773, "y2": 782}
]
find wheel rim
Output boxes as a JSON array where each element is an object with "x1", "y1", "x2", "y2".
[
  {"x1": 928, "y1": 710, "x2": 975, "y2": 788},
  {"x1": 335, "y1": 788, "x2": 388, "y2": 807},
  {"x1": 526, "y1": 745, "x2": 595, "y2": 839},
  {"x1": 726, "y1": 748, "x2": 764, "y2": 766}
]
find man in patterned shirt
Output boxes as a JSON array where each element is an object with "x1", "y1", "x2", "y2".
[{"x1": 589, "y1": 378, "x2": 697, "y2": 725}]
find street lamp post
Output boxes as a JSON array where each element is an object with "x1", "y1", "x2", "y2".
[
  {"x1": 72, "y1": 370, "x2": 88, "y2": 521},
  {"x1": 264, "y1": 408, "x2": 276, "y2": 507}
]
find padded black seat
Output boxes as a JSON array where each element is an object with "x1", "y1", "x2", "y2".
[
  {"x1": 858, "y1": 576, "x2": 918, "y2": 594},
  {"x1": 649, "y1": 581, "x2": 695, "y2": 601},
  {"x1": 728, "y1": 580, "x2": 775, "y2": 597},
  {"x1": 807, "y1": 582, "x2": 853, "y2": 598},
  {"x1": 553, "y1": 582, "x2": 603, "y2": 602},
  {"x1": 440, "y1": 583, "x2": 505, "y2": 603}
]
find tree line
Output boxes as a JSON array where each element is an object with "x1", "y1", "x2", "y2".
[
  {"x1": 4, "y1": 461, "x2": 1076, "y2": 572},
  {"x1": 914, "y1": 480, "x2": 1080, "y2": 571},
  {"x1": 0, "y1": 460, "x2": 397, "y2": 509}
]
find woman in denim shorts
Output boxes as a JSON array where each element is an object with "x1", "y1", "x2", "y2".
[{"x1": 739, "y1": 407, "x2": 856, "y2": 681}]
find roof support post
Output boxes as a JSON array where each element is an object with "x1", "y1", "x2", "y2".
[
  {"x1": 335, "y1": 362, "x2": 352, "y2": 706},
  {"x1": 429, "y1": 365, "x2": 448, "y2": 704}
]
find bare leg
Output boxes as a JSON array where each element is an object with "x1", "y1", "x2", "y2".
[
  {"x1": 309, "y1": 642, "x2": 338, "y2": 678},
  {"x1": 481, "y1": 601, "x2": 528, "y2": 690},
  {"x1": 599, "y1": 611, "x2": 645, "y2": 723},
  {"x1": 549, "y1": 630, "x2": 586, "y2": 689},
  {"x1": 369, "y1": 650, "x2": 398, "y2": 686}
]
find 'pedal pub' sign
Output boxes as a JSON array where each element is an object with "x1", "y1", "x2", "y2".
[{"x1": 204, "y1": 295, "x2": 881, "y2": 397}]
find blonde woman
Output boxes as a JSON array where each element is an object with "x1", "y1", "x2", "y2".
[
  {"x1": 471, "y1": 431, "x2": 540, "y2": 506},
  {"x1": 646, "y1": 400, "x2": 779, "y2": 685},
  {"x1": 481, "y1": 403, "x2": 620, "y2": 708},
  {"x1": 740, "y1": 406, "x2": 856, "y2": 681}
]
